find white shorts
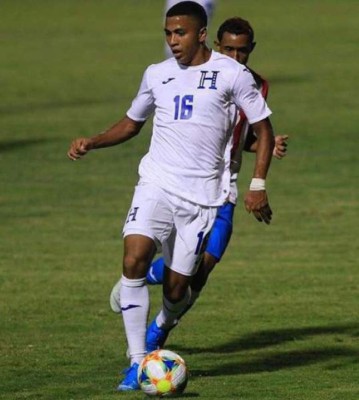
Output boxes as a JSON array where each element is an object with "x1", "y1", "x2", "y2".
[{"x1": 123, "y1": 182, "x2": 217, "y2": 276}]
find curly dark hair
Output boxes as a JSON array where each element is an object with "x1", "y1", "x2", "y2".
[{"x1": 216, "y1": 17, "x2": 254, "y2": 42}]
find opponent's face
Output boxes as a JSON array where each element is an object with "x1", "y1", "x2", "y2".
[
  {"x1": 165, "y1": 15, "x2": 206, "y2": 66},
  {"x1": 215, "y1": 32, "x2": 255, "y2": 65}
]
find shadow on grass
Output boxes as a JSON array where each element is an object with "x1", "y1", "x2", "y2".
[
  {"x1": 172, "y1": 323, "x2": 359, "y2": 353},
  {"x1": 0, "y1": 138, "x2": 55, "y2": 152},
  {"x1": 168, "y1": 323, "x2": 359, "y2": 378},
  {"x1": 190, "y1": 346, "x2": 358, "y2": 377}
]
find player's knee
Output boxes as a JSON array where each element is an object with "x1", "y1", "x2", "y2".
[
  {"x1": 164, "y1": 281, "x2": 189, "y2": 303},
  {"x1": 164, "y1": 290, "x2": 185, "y2": 304},
  {"x1": 123, "y1": 254, "x2": 148, "y2": 278}
]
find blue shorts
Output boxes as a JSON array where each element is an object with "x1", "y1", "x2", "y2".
[{"x1": 205, "y1": 202, "x2": 235, "y2": 261}]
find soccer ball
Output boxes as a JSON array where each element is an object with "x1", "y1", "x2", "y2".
[{"x1": 138, "y1": 349, "x2": 189, "y2": 397}]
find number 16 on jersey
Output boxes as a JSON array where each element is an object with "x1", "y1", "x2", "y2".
[{"x1": 174, "y1": 95, "x2": 193, "y2": 120}]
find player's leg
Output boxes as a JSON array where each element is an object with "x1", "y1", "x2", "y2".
[
  {"x1": 146, "y1": 197, "x2": 217, "y2": 351},
  {"x1": 143, "y1": 201, "x2": 236, "y2": 348},
  {"x1": 191, "y1": 201, "x2": 235, "y2": 292},
  {"x1": 110, "y1": 257, "x2": 164, "y2": 314},
  {"x1": 145, "y1": 201, "x2": 235, "y2": 286},
  {"x1": 116, "y1": 183, "x2": 173, "y2": 391},
  {"x1": 117, "y1": 234, "x2": 156, "y2": 391},
  {"x1": 146, "y1": 267, "x2": 192, "y2": 352},
  {"x1": 171, "y1": 201, "x2": 236, "y2": 325},
  {"x1": 110, "y1": 256, "x2": 164, "y2": 312}
]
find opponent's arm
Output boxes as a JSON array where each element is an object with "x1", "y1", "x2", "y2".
[
  {"x1": 67, "y1": 116, "x2": 145, "y2": 160},
  {"x1": 244, "y1": 117, "x2": 274, "y2": 224},
  {"x1": 272, "y1": 135, "x2": 289, "y2": 159},
  {"x1": 247, "y1": 133, "x2": 289, "y2": 159}
]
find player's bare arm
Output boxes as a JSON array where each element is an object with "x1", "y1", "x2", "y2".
[
  {"x1": 244, "y1": 117, "x2": 274, "y2": 224},
  {"x1": 250, "y1": 117, "x2": 274, "y2": 180},
  {"x1": 67, "y1": 116, "x2": 145, "y2": 160}
]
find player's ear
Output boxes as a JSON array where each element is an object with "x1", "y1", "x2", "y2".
[
  {"x1": 199, "y1": 27, "x2": 207, "y2": 43},
  {"x1": 214, "y1": 40, "x2": 220, "y2": 50}
]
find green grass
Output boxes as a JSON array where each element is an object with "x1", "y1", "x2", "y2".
[{"x1": 1, "y1": 0, "x2": 358, "y2": 399}]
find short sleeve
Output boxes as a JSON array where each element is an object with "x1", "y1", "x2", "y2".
[
  {"x1": 126, "y1": 67, "x2": 156, "y2": 121},
  {"x1": 231, "y1": 67, "x2": 272, "y2": 124}
]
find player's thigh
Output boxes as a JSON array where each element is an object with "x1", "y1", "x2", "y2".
[
  {"x1": 205, "y1": 202, "x2": 235, "y2": 261},
  {"x1": 123, "y1": 182, "x2": 174, "y2": 246}
]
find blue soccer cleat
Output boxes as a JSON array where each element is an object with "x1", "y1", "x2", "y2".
[
  {"x1": 146, "y1": 319, "x2": 172, "y2": 352},
  {"x1": 117, "y1": 363, "x2": 140, "y2": 391}
]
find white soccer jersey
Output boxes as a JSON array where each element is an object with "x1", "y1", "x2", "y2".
[{"x1": 126, "y1": 50, "x2": 271, "y2": 206}]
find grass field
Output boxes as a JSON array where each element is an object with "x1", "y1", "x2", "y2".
[{"x1": 1, "y1": 1, "x2": 358, "y2": 399}]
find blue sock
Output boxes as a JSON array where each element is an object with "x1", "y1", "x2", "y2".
[{"x1": 147, "y1": 258, "x2": 165, "y2": 284}]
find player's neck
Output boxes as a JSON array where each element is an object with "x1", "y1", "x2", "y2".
[{"x1": 188, "y1": 46, "x2": 211, "y2": 67}]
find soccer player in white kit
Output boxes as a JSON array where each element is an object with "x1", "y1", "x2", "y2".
[
  {"x1": 67, "y1": 1, "x2": 274, "y2": 391},
  {"x1": 164, "y1": 0, "x2": 216, "y2": 57}
]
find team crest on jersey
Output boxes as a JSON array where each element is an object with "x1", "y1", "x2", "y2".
[{"x1": 197, "y1": 71, "x2": 219, "y2": 90}]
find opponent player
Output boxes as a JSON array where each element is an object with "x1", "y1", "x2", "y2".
[
  {"x1": 110, "y1": 16, "x2": 288, "y2": 354},
  {"x1": 68, "y1": 2, "x2": 274, "y2": 391}
]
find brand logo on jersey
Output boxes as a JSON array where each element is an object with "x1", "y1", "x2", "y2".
[
  {"x1": 121, "y1": 304, "x2": 141, "y2": 311},
  {"x1": 197, "y1": 70, "x2": 219, "y2": 90},
  {"x1": 162, "y1": 77, "x2": 175, "y2": 84},
  {"x1": 126, "y1": 207, "x2": 139, "y2": 223}
]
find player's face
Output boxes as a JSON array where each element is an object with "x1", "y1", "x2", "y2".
[
  {"x1": 215, "y1": 32, "x2": 254, "y2": 65},
  {"x1": 165, "y1": 15, "x2": 207, "y2": 66}
]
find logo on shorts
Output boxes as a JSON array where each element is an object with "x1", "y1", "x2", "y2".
[{"x1": 126, "y1": 207, "x2": 139, "y2": 223}]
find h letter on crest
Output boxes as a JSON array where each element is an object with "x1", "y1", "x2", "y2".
[
  {"x1": 197, "y1": 71, "x2": 219, "y2": 90},
  {"x1": 126, "y1": 207, "x2": 139, "y2": 223}
]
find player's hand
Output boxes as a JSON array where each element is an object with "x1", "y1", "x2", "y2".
[
  {"x1": 67, "y1": 138, "x2": 93, "y2": 160},
  {"x1": 244, "y1": 190, "x2": 272, "y2": 224},
  {"x1": 273, "y1": 135, "x2": 289, "y2": 159}
]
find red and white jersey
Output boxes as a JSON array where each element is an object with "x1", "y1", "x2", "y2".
[
  {"x1": 127, "y1": 51, "x2": 271, "y2": 206},
  {"x1": 228, "y1": 69, "x2": 269, "y2": 204}
]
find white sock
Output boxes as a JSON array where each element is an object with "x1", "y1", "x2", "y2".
[
  {"x1": 155, "y1": 288, "x2": 191, "y2": 329},
  {"x1": 120, "y1": 275, "x2": 149, "y2": 365}
]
